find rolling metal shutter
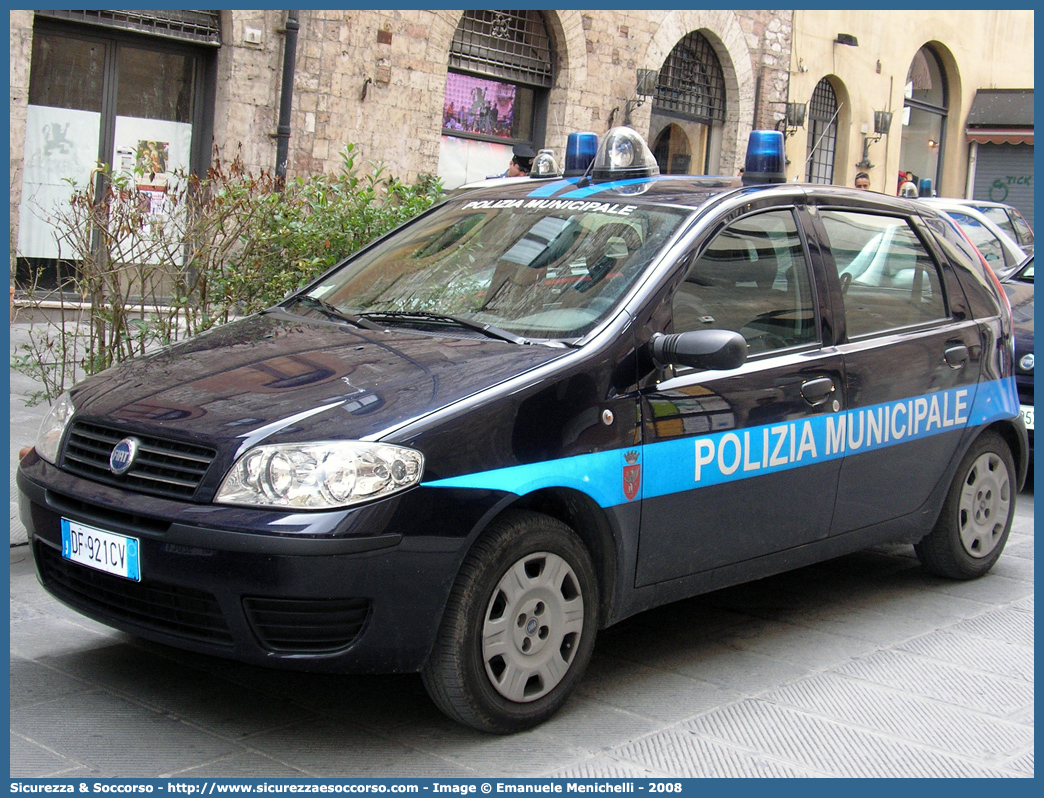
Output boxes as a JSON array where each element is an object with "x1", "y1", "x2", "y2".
[{"x1": 973, "y1": 143, "x2": 1035, "y2": 230}]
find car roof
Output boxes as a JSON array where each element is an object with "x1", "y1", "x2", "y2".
[{"x1": 444, "y1": 174, "x2": 935, "y2": 215}]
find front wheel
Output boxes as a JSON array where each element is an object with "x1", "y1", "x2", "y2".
[
  {"x1": 915, "y1": 431, "x2": 1016, "y2": 579},
  {"x1": 422, "y1": 511, "x2": 599, "y2": 733}
]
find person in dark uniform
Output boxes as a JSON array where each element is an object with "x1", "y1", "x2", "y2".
[{"x1": 503, "y1": 143, "x2": 536, "y2": 177}]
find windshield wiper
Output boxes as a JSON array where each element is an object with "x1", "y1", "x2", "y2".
[
  {"x1": 360, "y1": 311, "x2": 531, "y2": 345},
  {"x1": 289, "y1": 296, "x2": 385, "y2": 332}
]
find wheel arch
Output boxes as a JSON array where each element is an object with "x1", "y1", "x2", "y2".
[
  {"x1": 988, "y1": 418, "x2": 1029, "y2": 492},
  {"x1": 462, "y1": 488, "x2": 620, "y2": 629}
]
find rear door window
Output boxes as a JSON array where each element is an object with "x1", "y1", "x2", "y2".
[{"x1": 819, "y1": 211, "x2": 948, "y2": 338}]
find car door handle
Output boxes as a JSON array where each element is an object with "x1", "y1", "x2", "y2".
[
  {"x1": 944, "y1": 344, "x2": 969, "y2": 369},
  {"x1": 800, "y1": 377, "x2": 836, "y2": 406}
]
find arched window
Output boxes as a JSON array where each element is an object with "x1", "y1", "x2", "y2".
[
  {"x1": 899, "y1": 46, "x2": 948, "y2": 194},
  {"x1": 653, "y1": 31, "x2": 726, "y2": 124},
  {"x1": 650, "y1": 31, "x2": 726, "y2": 174},
  {"x1": 438, "y1": 10, "x2": 553, "y2": 188},
  {"x1": 805, "y1": 78, "x2": 838, "y2": 184}
]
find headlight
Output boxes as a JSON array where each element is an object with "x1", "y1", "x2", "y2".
[
  {"x1": 35, "y1": 392, "x2": 75, "y2": 464},
  {"x1": 215, "y1": 441, "x2": 424, "y2": 509}
]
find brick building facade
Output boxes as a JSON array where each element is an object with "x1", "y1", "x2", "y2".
[{"x1": 9, "y1": 9, "x2": 793, "y2": 276}]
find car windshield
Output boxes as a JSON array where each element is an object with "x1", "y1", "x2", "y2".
[{"x1": 300, "y1": 198, "x2": 689, "y2": 340}]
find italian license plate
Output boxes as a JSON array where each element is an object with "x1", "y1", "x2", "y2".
[
  {"x1": 61, "y1": 519, "x2": 140, "y2": 581},
  {"x1": 1021, "y1": 404, "x2": 1034, "y2": 431}
]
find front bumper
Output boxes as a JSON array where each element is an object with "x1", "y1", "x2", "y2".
[{"x1": 17, "y1": 455, "x2": 479, "y2": 674}]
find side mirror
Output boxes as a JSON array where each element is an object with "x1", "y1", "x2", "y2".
[{"x1": 651, "y1": 330, "x2": 747, "y2": 371}]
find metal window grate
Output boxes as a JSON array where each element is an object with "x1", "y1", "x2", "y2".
[
  {"x1": 806, "y1": 79, "x2": 838, "y2": 184},
  {"x1": 35, "y1": 9, "x2": 222, "y2": 46},
  {"x1": 449, "y1": 10, "x2": 553, "y2": 88},
  {"x1": 653, "y1": 32, "x2": 726, "y2": 123}
]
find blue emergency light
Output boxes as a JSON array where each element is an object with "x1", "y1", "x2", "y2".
[
  {"x1": 564, "y1": 132, "x2": 599, "y2": 177},
  {"x1": 742, "y1": 130, "x2": 787, "y2": 185}
]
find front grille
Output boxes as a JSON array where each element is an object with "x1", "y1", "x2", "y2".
[
  {"x1": 37, "y1": 542, "x2": 233, "y2": 645},
  {"x1": 62, "y1": 421, "x2": 217, "y2": 500},
  {"x1": 243, "y1": 596, "x2": 370, "y2": 654}
]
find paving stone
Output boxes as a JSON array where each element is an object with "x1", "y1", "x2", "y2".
[
  {"x1": 10, "y1": 731, "x2": 83, "y2": 778},
  {"x1": 577, "y1": 655, "x2": 741, "y2": 723},
  {"x1": 763, "y1": 672, "x2": 1033, "y2": 762},
  {"x1": 612, "y1": 728, "x2": 824, "y2": 778},
  {"x1": 390, "y1": 717, "x2": 588, "y2": 777},
  {"x1": 172, "y1": 752, "x2": 313, "y2": 778},
  {"x1": 949, "y1": 606, "x2": 1034, "y2": 648},
  {"x1": 10, "y1": 657, "x2": 93, "y2": 710},
  {"x1": 10, "y1": 691, "x2": 239, "y2": 777},
  {"x1": 41, "y1": 643, "x2": 320, "y2": 739},
  {"x1": 832, "y1": 649, "x2": 1033, "y2": 718},
  {"x1": 248, "y1": 717, "x2": 477, "y2": 778},
  {"x1": 684, "y1": 699, "x2": 1013, "y2": 777},
  {"x1": 896, "y1": 628, "x2": 1033, "y2": 682},
  {"x1": 546, "y1": 755, "x2": 660, "y2": 778}
]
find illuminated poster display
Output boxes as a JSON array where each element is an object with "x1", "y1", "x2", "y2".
[{"x1": 442, "y1": 73, "x2": 517, "y2": 139}]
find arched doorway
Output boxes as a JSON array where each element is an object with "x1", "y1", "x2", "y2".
[
  {"x1": 805, "y1": 78, "x2": 839, "y2": 184},
  {"x1": 899, "y1": 45, "x2": 948, "y2": 195},
  {"x1": 652, "y1": 124, "x2": 692, "y2": 174},
  {"x1": 649, "y1": 31, "x2": 726, "y2": 174}
]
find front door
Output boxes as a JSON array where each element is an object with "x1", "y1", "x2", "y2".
[{"x1": 637, "y1": 206, "x2": 845, "y2": 586}]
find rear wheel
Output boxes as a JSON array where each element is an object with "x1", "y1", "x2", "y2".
[
  {"x1": 422, "y1": 510, "x2": 598, "y2": 733},
  {"x1": 915, "y1": 431, "x2": 1016, "y2": 579}
]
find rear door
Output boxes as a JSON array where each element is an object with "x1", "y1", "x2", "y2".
[
  {"x1": 812, "y1": 206, "x2": 982, "y2": 535},
  {"x1": 636, "y1": 203, "x2": 846, "y2": 586}
]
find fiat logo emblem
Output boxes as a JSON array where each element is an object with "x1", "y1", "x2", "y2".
[{"x1": 109, "y1": 437, "x2": 140, "y2": 475}]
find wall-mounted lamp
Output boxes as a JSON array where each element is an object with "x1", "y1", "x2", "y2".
[
  {"x1": 776, "y1": 101, "x2": 806, "y2": 140},
  {"x1": 856, "y1": 110, "x2": 893, "y2": 169},
  {"x1": 927, "y1": 139, "x2": 939, "y2": 149},
  {"x1": 834, "y1": 33, "x2": 859, "y2": 46},
  {"x1": 623, "y1": 68, "x2": 659, "y2": 125}
]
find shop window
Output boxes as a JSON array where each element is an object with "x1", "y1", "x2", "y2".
[
  {"x1": 438, "y1": 10, "x2": 553, "y2": 189},
  {"x1": 805, "y1": 78, "x2": 838, "y2": 184},
  {"x1": 899, "y1": 46, "x2": 948, "y2": 195},
  {"x1": 17, "y1": 18, "x2": 212, "y2": 289}
]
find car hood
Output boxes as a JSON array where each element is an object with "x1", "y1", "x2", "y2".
[{"x1": 68, "y1": 311, "x2": 567, "y2": 450}]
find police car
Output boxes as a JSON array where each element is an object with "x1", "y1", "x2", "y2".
[{"x1": 18, "y1": 127, "x2": 1028, "y2": 734}]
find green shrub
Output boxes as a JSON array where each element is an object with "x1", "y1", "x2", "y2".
[{"x1": 12, "y1": 145, "x2": 442, "y2": 404}]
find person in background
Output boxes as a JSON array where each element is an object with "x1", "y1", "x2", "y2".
[
  {"x1": 504, "y1": 143, "x2": 536, "y2": 177},
  {"x1": 854, "y1": 172, "x2": 871, "y2": 190}
]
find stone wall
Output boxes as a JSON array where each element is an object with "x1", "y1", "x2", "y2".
[
  {"x1": 209, "y1": 9, "x2": 792, "y2": 183},
  {"x1": 8, "y1": 8, "x2": 793, "y2": 275}
]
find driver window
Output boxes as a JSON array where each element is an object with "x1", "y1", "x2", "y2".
[{"x1": 673, "y1": 209, "x2": 818, "y2": 355}]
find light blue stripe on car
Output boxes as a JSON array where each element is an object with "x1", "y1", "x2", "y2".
[{"x1": 422, "y1": 377, "x2": 1018, "y2": 509}]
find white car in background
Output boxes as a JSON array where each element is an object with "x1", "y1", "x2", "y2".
[
  {"x1": 929, "y1": 198, "x2": 1033, "y2": 254},
  {"x1": 921, "y1": 198, "x2": 1029, "y2": 278}
]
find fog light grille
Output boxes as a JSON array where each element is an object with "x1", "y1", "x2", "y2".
[{"x1": 243, "y1": 596, "x2": 370, "y2": 654}]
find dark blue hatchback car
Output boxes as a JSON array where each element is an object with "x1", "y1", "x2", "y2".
[{"x1": 18, "y1": 129, "x2": 1028, "y2": 732}]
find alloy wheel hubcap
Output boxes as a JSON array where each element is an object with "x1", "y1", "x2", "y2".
[
  {"x1": 481, "y1": 551, "x2": 584, "y2": 702},
  {"x1": 958, "y1": 452, "x2": 1011, "y2": 558}
]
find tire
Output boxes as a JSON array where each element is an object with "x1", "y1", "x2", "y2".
[
  {"x1": 421, "y1": 510, "x2": 599, "y2": 733},
  {"x1": 915, "y1": 431, "x2": 1016, "y2": 579}
]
